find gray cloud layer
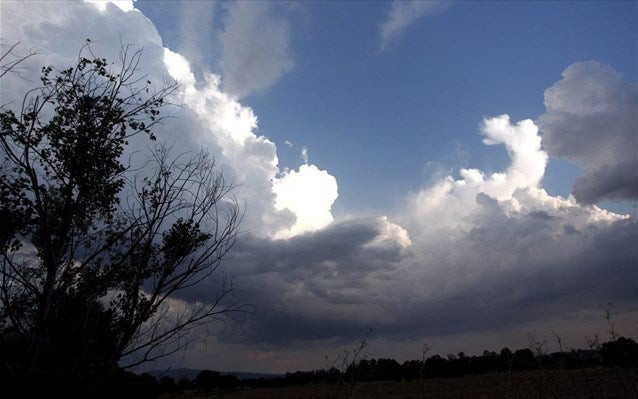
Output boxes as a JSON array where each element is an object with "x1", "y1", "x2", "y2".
[
  {"x1": 212, "y1": 200, "x2": 636, "y2": 347},
  {"x1": 538, "y1": 61, "x2": 638, "y2": 204}
]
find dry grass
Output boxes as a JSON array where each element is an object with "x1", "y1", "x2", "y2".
[{"x1": 170, "y1": 367, "x2": 637, "y2": 399}]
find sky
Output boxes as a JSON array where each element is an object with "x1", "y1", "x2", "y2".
[{"x1": 1, "y1": 0, "x2": 637, "y2": 373}]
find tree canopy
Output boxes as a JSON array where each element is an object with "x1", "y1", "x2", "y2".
[{"x1": 0, "y1": 43, "x2": 247, "y2": 398}]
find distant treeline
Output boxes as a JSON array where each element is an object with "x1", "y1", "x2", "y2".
[
  {"x1": 119, "y1": 336, "x2": 638, "y2": 398},
  {"x1": 279, "y1": 336, "x2": 637, "y2": 386},
  {"x1": 6, "y1": 336, "x2": 633, "y2": 398}
]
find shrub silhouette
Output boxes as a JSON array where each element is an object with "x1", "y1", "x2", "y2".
[{"x1": 601, "y1": 336, "x2": 638, "y2": 367}]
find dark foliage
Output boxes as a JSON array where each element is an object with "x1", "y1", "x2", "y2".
[
  {"x1": 54, "y1": 335, "x2": 632, "y2": 398},
  {"x1": 195, "y1": 369, "x2": 238, "y2": 392},
  {"x1": 601, "y1": 337, "x2": 638, "y2": 368},
  {"x1": 10, "y1": 335, "x2": 623, "y2": 399}
]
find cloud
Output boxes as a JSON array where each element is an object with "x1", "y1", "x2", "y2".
[
  {"x1": 162, "y1": 47, "x2": 290, "y2": 237},
  {"x1": 2, "y1": 1, "x2": 336, "y2": 241},
  {"x1": 85, "y1": 0, "x2": 135, "y2": 12},
  {"x1": 379, "y1": 0, "x2": 452, "y2": 51},
  {"x1": 162, "y1": 48, "x2": 340, "y2": 239},
  {"x1": 211, "y1": 217, "x2": 412, "y2": 343},
  {"x1": 177, "y1": 0, "x2": 216, "y2": 71},
  {"x1": 272, "y1": 164, "x2": 339, "y2": 239},
  {"x1": 222, "y1": 117, "x2": 633, "y2": 355},
  {"x1": 190, "y1": 116, "x2": 634, "y2": 355},
  {"x1": 406, "y1": 115, "x2": 550, "y2": 236},
  {"x1": 365, "y1": 216, "x2": 412, "y2": 250},
  {"x1": 538, "y1": 61, "x2": 638, "y2": 204},
  {"x1": 4, "y1": 1, "x2": 636, "y2": 373},
  {"x1": 218, "y1": 2, "x2": 294, "y2": 98},
  {"x1": 213, "y1": 196, "x2": 634, "y2": 347},
  {"x1": 1, "y1": 0, "x2": 344, "y2": 365}
]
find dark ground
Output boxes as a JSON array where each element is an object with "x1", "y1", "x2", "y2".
[{"x1": 173, "y1": 367, "x2": 637, "y2": 399}]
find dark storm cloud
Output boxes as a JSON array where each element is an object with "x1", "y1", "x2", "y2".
[
  {"x1": 538, "y1": 61, "x2": 638, "y2": 204},
  {"x1": 229, "y1": 217, "x2": 407, "y2": 276},
  {"x1": 572, "y1": 161, "x2": 638, "y2": 204},
  {"x1": 173, "y1": 217, "x2": 410, "y2": 344},
  {"x1": 209, "y1": 193, "x2": 637, "y2": 346}
]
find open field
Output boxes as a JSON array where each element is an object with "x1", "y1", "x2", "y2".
[{"x1": 176, "y1": 368, "x2": 637, "y2": 399}]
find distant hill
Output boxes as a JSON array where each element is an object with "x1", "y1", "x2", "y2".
[
  {"x1": 146, "y1": 368, "x2": 282, "y2": 381},
  {"x1": 146, "y1": 368, "x2": 199, "y2": 381},
  {"x1": 224, "y1": 371, "x2": 284, "y2": 380}
]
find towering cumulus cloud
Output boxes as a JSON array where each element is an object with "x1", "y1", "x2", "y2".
[
  {"x1": 1, "y1": 0, "x2": 337, "y2": 240},
  {"x1": 407, "y1": 115, "x2": 551, "y2": 235},
  {"x1": 210, "y1": 115, "x2": 634, "y2": 369},
  {"x1": 273, "y1": 164, "x2": 339, "y2": 239},
  {"x1": 538, "y1": 61, "x2": 638, "y2": 204}
]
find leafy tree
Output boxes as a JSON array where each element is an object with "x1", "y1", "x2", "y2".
[{"x1": 0, "y1": 43, "x2": 247, "y2": 396}]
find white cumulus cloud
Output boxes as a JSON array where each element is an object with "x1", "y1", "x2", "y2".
[
  {"x1": 2, "y1": 0, "x2": 336, "y2": 241},
  {"x1": 85, "y1": 0, "x2": 135, "y2": 12},
  {"x1": 273, "y1": 164, "x2": 339, "y2": 239},
  {"x1": 406, "y1": 115, "x2": 552, "y2": 235},
  {"x1": 365, "y1": 216, "x2": 412, "y2": 250}
]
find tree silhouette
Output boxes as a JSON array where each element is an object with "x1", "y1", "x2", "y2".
[
  {"x1": 0, "y1": 43, "x2": 247, "y2": 396},
  {"x1": 0, "y1": 40, "x2": 39, "y2": 80},
  {"x1": 159, "y1": 375, "x2": 176, "y2": 395},
  {"x1": 195, "y1": 369, "x2": 220, "y2": 395}
]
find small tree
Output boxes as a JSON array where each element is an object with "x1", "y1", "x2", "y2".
[{"x1": 0, "y1": 43, "x2": 247, "y2": 394}]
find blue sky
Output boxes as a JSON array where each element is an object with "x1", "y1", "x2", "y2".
[
  {"x1": 3, "y1": 0, "x2": 637, "y2": 373},
  {"x1": 139, "y1": 0, "x2": 636, "y2": 214}
]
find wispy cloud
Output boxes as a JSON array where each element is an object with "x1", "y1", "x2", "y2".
[
  {"x1": 219, "y1": 2, "x2": 294, "y2": 98},
  {"x1": 177, "y1": 0, "x2": 216, "y2": 72},
  {"x1": 379, "y1": 0, "x2": 453, "y2": 52},
  {"x1": 174, "y1": 1, "x2": 294, "y2": 98}
]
